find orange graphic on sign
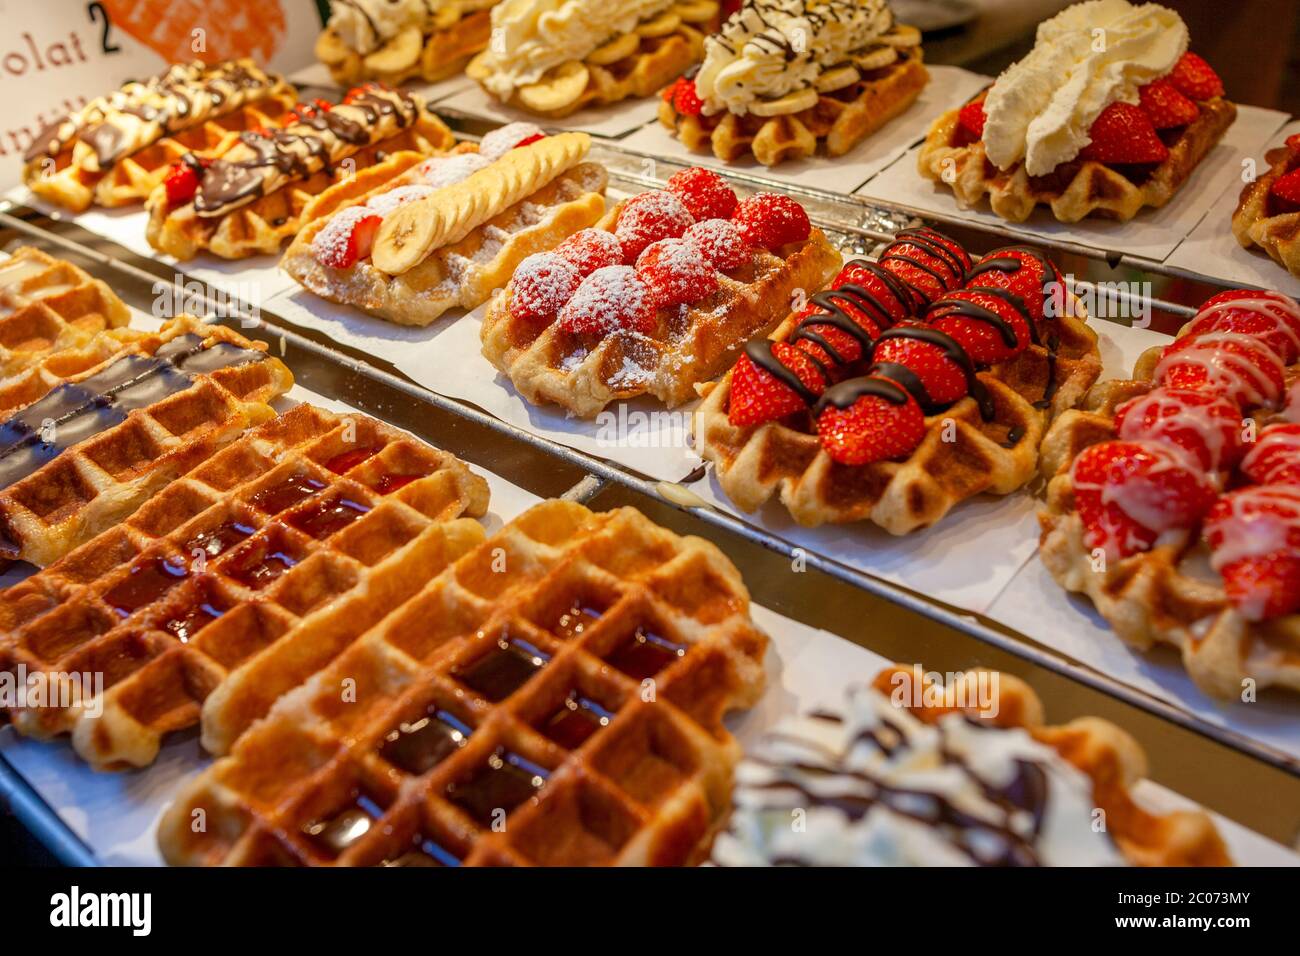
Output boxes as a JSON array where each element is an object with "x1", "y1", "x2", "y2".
[{"x1": 100, "y1": 0, "x2": 288, "y2": 64}]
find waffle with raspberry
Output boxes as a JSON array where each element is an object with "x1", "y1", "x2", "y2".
[
  {"x1": 145, "y1": 85, "x2": 455, "y2": 261},
  {"x1": 281, "y1": 128, "x2": 608, "y2": 328},
  {"x1": 695, "y1": 229, "x2": 1100, "y2": 530},
  {"x1": 1040, "y1": 289, "x2": 1300, "y2": 698},
  {"x1": 481, "y1": 170, "x2": 842, "y2": 418},
  {"x1": 917, "y1": 6, "x2": 1236, "y2": 224},
  {"x1": 1232, "y1": 132, "x2": 1300, "y2": 280}
]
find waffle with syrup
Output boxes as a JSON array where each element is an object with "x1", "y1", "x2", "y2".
[
  {"x1": 695, "y1": 232, "x2": 1100, "y2": 531},
  {"x1": 481, "y1": 181, "x2": 842, "y2": 418},
  {"x1": 712, "y1": 663, "x2": 1230, "y2": 866},
  {"x1": 158, "y1": 499, "x2": 768, "y2": 866},
  {"x1": 1039, "y1": 292, "x2": 1300, "y2": 698},
  {"x1": 0, "y1": 248, "x2": 132, "y2": 378},
  {"x1": 22, "y1": 60, "x2": 297, "y2": 213},
  {"x1": 660, "y1": 8, "x2": 928, "y2": 167},
  {"x1": 1232, "y1": 131, "x2": 1300, "y2": 280},
  {"x1": 315, "y1": 0, "x2": 499, "y2": 87},
  {"x1": 0, "y1": 315, "x2": 293, "y2": 568},
  {"x1": 464, "y1": 0, "x2": 717, "y2": 119},
  {"x1": 146, "y1": 85, "x2": 455, "y2": 261},
  {"x1": 282, "y1": 130, "x2": 608, "y2": 327},
  {"x1": 0, "y1": 403, "x2": 491, "y2": 770}
]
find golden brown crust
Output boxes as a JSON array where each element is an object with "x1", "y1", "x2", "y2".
[{"x1": 1232, "y1": 139, "x2": 1300, "y2": 278}]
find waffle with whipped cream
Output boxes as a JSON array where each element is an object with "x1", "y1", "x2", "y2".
[
  {"x1": 22, "y1": 60, "x2": 297, "y2": 213},
  {"x1": 465, "y1": 0, "x2": 719, "y2": 118},
  {"x1": 281, "y1": 128, "x2": 608, "y2": 327},
  {"x1": 0, "y1": 403, "x2": 490, "y2": 770},
  {"x1": 660, "y1": 0, "x2": 928, "y2": 166},
  {"x1": 1040, "y1": 290, "x2": 1300, "y2": 698},
  {"x1": 918, "y1": 0, "x2": 1236, "y2": 223},
  {"x1": 1232, "y1": 132, "x2": 1300, "y2": 280},
  {"x1": 317, "y1": 0, "x2": 501, "y2": 86},
  {"x1": 146, "y1": 85, "x2": 455, "y2": 261},
  {"x1": 713, "y1": 665, "x2": 1231, "y2": 866},
  {"x1": 158, "y1": 500, "x2": 768, "y2": 866}
]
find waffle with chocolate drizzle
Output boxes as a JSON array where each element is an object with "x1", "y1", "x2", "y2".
[
  {"x1": 22, "y1": 59, "x2": 298, "y2": 213},
  {"x1": 145, "y1": 84, "x2": 454, "y2": 260},
  {"x1": 694, "y1": 230, "x2": 1100, "y2": 531}
]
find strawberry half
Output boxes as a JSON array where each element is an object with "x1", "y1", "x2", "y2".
[
  {"x1": 1114, "y1": 386, "x2": 1245, "y2": 474},
  {"x1": 870, "y1": 324, "x2": 971, "y2": 408},
  {"x1": 1183, "y1": 292, "x2": 1300, "y2": 365},
  {"x1": 1155, "y1": 332, "x2": 1286, "y2": 410},
  {"x1": 1079, "y1": 102, "x2": 1170, "y2": 165},
  {"x1": 728, "y1": 343, "x2": 826, "y2": 428},
  {"x1": 814, "y1": 376, "x2": 926, "y2": 466},
  {"x1": 1241, "y1": 423, "x2": 1300, "y2": 486},
  {"x1": 1268, "y1": 168, "x2": 1300, "y2": 213},
  {"x1": 163, "y1": 157, "x2": 207, "y2": 207},
  {"x1": 878, "y1": 227, "x2": 970, "y2": 309},
  {"x1": 831, "y1": 260, "x2": 912, "y2": 330},
  {"x1": 1168, "y1": 51, "x2": 1224, "y2": 101},
  {"x1": 666, "y1": 167, "x2": 738, "y2": 221},
  {"x1": 953, "y1": 100, "x2": 986, "y2": 148},
  {"x1": 926, "y1": 289, "x2": 1033, "y2": 365},
  {"x1": 965, "y1": 247, "x2": 1065, "y2": 326},
  {"x1": 1138, "y1": 79, "x2": 1198, "y2": 129},
  {"x1": 1205, "y1": 484, "x2": 1300, "y2": 621},
  {"x1": 312, "y1": 207, "x2": 382, "y2": 270}
]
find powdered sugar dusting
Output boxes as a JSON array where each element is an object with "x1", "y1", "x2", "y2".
[
  {"x1": 414, "y1": 152, "x2": 492, "y2": 188},
  {"x1": 615, "y1": 189, "x2": 694, "y2": 260},
  {"x1": 365, "y1": 184, "x2": 435, "y2": 216},
  {"x1": 312, "y1": 205, "x2": 372, "y2": 266},
  {"x1": 479, "y1": 122, "x2": 545, "y2": 161},
  {"x1": 559, "y1": 265, "x2": 654, "y2": 335},
  {"x1": 684, "y1": 218, "x2": 749, "y2": 272},
  {"x1": 510, "y1": 252, "x2": 580, "y2": 324}
]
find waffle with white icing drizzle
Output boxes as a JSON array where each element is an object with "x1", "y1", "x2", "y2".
[
  {"x1": 481, "y1": 175, "x2": 841, "y2": 418},
  {"x1": 146, "y1": 85, "x2": 454, "y2": 260},
  {"x1": 1232, "y1": 131, "x2": 1300, "y2": 280},
  {"x1": 695, "y1": 231, "x2": 1099, "y2": 531},
  {"x1": 1039, "y1": 290, "x2": 1300, "y2": 698},
  {"x1": 316, "y1": 0, "x2": 501, "y2": 87},
  {"x1": 158, "y1": 499, "x2": 767, "y2": 866},
  {"x1": 0, "y1": 248, "x2": 131, "y2": 378},
  {"x1": 0, "y1": 403, "x2": 490, "y2": 770},
  {"x1": 916, "y1": 1, "x2": 1236, "y2": 223},
  {"x1": 465, "y1": 0, "x2": 718, "y2": 119},
  {"x1": 0, "y1": 315, "x2": 293, "y2": 568},
  {"x1": 660, "y1": 0, "x2": 928, "y2": 167},
  {"x1": 282, "y1": 129, "x2": 608, "y2": 327},
  {"x1": 713, "y1": 665, "x2": 1231, "y2": 866},
  {"x1": 22, "y1": 60, "x2": 297, "y2": 213}
]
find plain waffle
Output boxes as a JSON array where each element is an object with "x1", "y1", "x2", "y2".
[
  {"x1": 1232, "y1": 135, "x2": 1300, "y2": 279},
  {"x1": 1038, "y1": 336, "x2": 1300, "y2": 698},
  {"x1": 480, "y1": 202, "x2": 842, "y2": 419},
  {"x1": 22, "y1": 60, "x2": 297, "y2": 213},
  {"x1": 918, "y1": 92, "x2": 1238, "y2": 223},
  {"x1": 281, "y1": 134, "x2": 609, "y2": 327},
  {"x1": 145, "y1": 88, "x2": 455, "y2": 261},
  {"x1": 0, "y1": 403, "x2": 490, "y2": 770},
  {"x1": 0, "y1": 248, "x2": 132, "y2": 377},
  {"x1": 465, "y1": 1, "x2": 716, "y2": 118},
  {"x1": 0, "y1": 316, "x2": 293, "y2": 568},
  {"x1": 158, "y1": 499, "x2": 768, "y2": 866},
  {"x1": 315, "y1": 2, "x2": 498, "y2": 87}
]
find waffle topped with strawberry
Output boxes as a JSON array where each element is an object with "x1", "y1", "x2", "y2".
[
  {"x1": 695, "y1": 229, "x2": 1100, "y2": 531},
  {"x1": 917, "y1": 0, "x2": 1236, "y2": 224},
  {"x1": 1232, "y1": 131, "x2": 1300, "y2": 280},
  {"x1": 1040, "y1": 289, "x2": 1300, "y2": 697},
  {"x1": 480, "y1": 169, "x2": 842, "y2": 418}
]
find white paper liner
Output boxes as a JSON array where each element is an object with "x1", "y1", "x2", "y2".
[
  {"x1": 855, "y1": 104, "x2": 1290, "y2": 263},
  {"x1": 1166, "y1": 120, "x2": 1300, "y2": 297},
  {"x1": 619, "y1": 65, "x2": 990, "y2": 193},
  {"x1": 438, "y1": 84, "x2": 663, "y2": 138}
]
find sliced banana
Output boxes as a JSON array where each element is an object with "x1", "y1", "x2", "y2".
[
  {"x1": 363, "y1": 25, "x2": 423, "y2": 73},
  {"x1": 636, "y1": 11, "x2": 683, "y2": 37},
  {"x1": 880, "y1": 24, "x2": 923, "y2": 47},
  {"x1": 315, "y1": 30, "x2": 348, "y2": 67},
  {"x1": 517, "y1": 61, "x2": 590, "y2": 113},
  {"x1": 586, "y1": 33, "x2": 640, "y2": 66},
  {"x1": 815, "y1": 64, "x2": 861, "y2": 93},
  {"x1": 373, "y1": 202, "x2": 441, "y2": 275},
  {"x1": 466, "y1": 50, "x2": 492, "y2": 81},
  {"x1": 748, "y1": 86, "x2": 819, "y2": 117},
  {"x1": 852, "y1": 45, "x2": 899, "y2": 71},
  {"x1": 673, "y1": 0, "x2": 719, "y2": 23}
]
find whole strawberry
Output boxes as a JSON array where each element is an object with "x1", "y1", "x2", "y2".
[
  {"x1": 1168, "y1": 51, "x2": 1225, "y2": 101},
  {"x1": 878, "y1": 227, "x2": 970, "y2": 310},
  {"x1": 556, "y1": 266, "x2": 658, "y2": 337},
  {"x1": 636, "y1": 237, "x2": 718, "y2": 309},
  {"x1": 732, "y1": 193, "x2": 812, "y2": 249},
  {"x1": 615, "y1": 190, "x2": 694, "y2": 263},
  {"x1": 1079, "y1": 102, "x2": 1170, "y2": 165},
  {"x1": 965, "y1": 246, "x2": 1066, "y2": 325},
  {"x1": 814, "y1": 376, "x2": 926, "y2": 466},
  {"x1": 554, "y1": 229, "x2": 624, "y2": 277},
  {"x1": 1138, "y1": 79, "x2": 1199, "y2": 129},
  {"x1": 926, "y1": 289, "x2": 1034, "y2": 364},
  {"x1": 869, "y1": 324, "x2": 972, "y2": 408},
  {"x1": 728, "y1": 342, "x2": 826, "y2": 428},
  {"x1": 509, "y1": 252, "x2": 581, "y2": 327},
  {"x1": 683, "y1": 218, "x2": 749, "y2": 272},
  {"x1": 666, "y1": 167, "x2": 738, "y2": 221},
  {"x1": 831, "y1": 260, "x2": 913, "y2": 330}
]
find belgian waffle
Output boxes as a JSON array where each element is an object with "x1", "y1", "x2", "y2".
[
  {"x1": 713, "y1": 664, "x2": 1230, "y2": 866},
  {"x1": 22, "y1": 60, "x2": 297, "y2": 213},
  {"x1": 158, "y1": 500, "x2": 768, "y2": 866},
  {"x1": 281, "y1": 133, "x2": 609, "y2": 327},
  {"x1": 315, "y1": 0, "x2": 499, "y2": 87},
  {"x1": 0, "y1": 403, "x2": 490, "y2": 770},
  {"x1": 695, "y1": 239, "x2": 1100, "y2": 531},
  {"x1": 1232, "y1": 134, "x2": 1300, "y2": 279},
  {"x1": 465, "y1": 0, "x2": 716, "y2": 119},
  {"x1": 146, "y1": 86, "x2": 455, "y2": 260},
  {"x1": 0, "y1": 248, "x2": 131, "y2": 377},
  {"x1": 481, "y1": 193, "x2": 842, "y2": 419},
  {"x1": 1039, "y1": 309, "x2": 1300, "y2": 698},
  {"x1": 0, "y1": 316, "x2": 293, "y2": 568},
  {"x1": 660, "y1": 11, "x2": 928, "y2": 167}
]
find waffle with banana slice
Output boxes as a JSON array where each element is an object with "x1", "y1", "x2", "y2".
[
  {"x1": 660, "y1": 1, "x2": 928, "y2": 167},
  {"x1": 145, "y1": 85, "x2": 454, "y2": 261},
  {"x1": 281, "y1": 129, "x2": 608, "y2": 327},
  {"x1": 22, "y1": 60, "x2": 297, "y2": 213}
]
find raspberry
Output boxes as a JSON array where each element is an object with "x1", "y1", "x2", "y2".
[
  {"x1": 666, "y1": 167, "x2": 738, "y2": 221},
  {"x1": 732, "y1": 193, "x2": 811, "y2": 249},
  {"x1": 554, "y1": 229, "x2": 624, "y2": 276},
  {"x1": 556, "y1": 266, "x2": 657, "y2": 337},
  {"x1": 683, "y1": 218, "x2": 749, "y2": 271},
  {"x1": 509, "y1": 253, "x2": 581, "y2": 327},
  {"x1": 635, "y1": 238, "x2": 718, "y2": 309},
  {"x1": 614, "y1": 190, "x2": 694, "y2": 262}
]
